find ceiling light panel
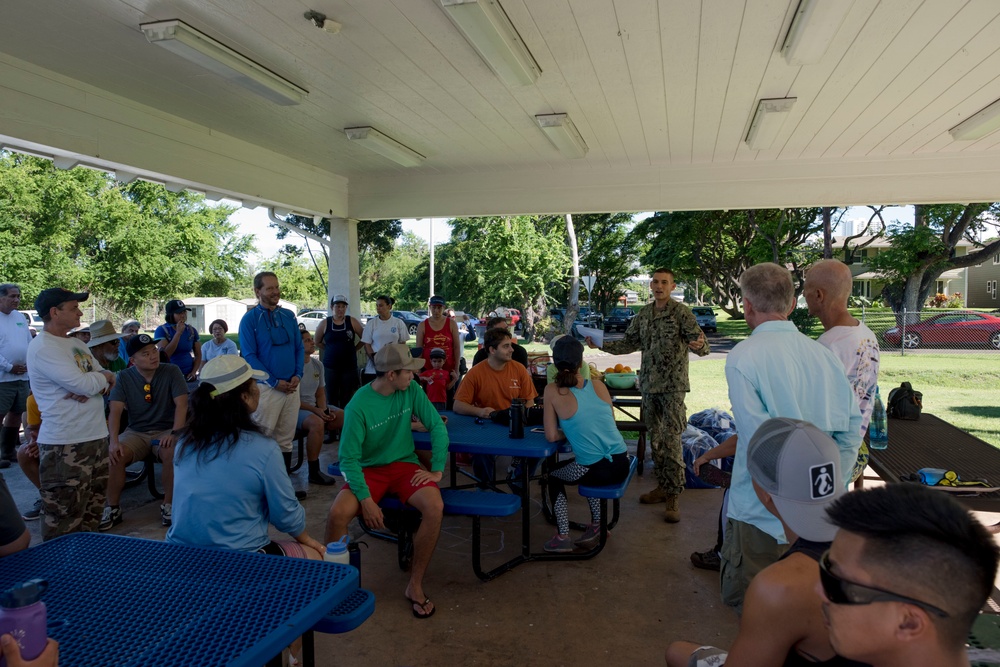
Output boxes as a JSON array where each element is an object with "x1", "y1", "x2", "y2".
[{"x1": 440, "y1": 0, "x2": 541, "y2": 87}]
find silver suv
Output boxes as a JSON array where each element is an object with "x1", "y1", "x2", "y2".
[{"x1": 691, "y1": 307, "x2": 717, "y2": 333}]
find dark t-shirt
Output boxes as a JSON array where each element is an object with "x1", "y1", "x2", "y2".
[
  {"x1": 110, "y1": 364, "x2": 188, "y2": 433},
  {"x1": 472, "y1": 343, "x2": 529, "y2": 369}
]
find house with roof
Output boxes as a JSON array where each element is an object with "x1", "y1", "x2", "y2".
[
  {"x1": 831, "y1": 235, "x2": 972, "y2": 305},
  {"x1": 965, "y1": 247, "x2": 1000, "y2": 309}
]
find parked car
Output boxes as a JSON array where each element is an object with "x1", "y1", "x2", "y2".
[
  {"x1": 551, "y1": 307, "x2": 601, "y2": 327},
  {"x1": 883, "y1": 310, "x2": 1000, "y2": 349},
  {"x1": 487, "y1": 307, "x2": 521, "y2": 330},
  {"x1": 604, "y1": 307, "x2": 635, "y2": 333},
  {"x1": 19, "y1": 310, "x2": 43, "y2": 333},
  {"x1": 691, "y1": 307, "x2": 717, "y2": 333},
  {"x1": 295, "y1": 310, "x2": 327, "y2": 333},
  {"x1": 414, "y1": 310, "x2": 429, "y2": 319},
  {"x1": 392, "y1": 310, "x2": 425, "y2": 337}
]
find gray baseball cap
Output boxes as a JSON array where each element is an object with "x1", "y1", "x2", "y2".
[{"x1": 747, "y1": 417, "x2": 846, "y2": 542}]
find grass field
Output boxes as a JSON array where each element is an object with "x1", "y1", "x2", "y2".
[{"x1": 682, "y1": 355, "x2": 1000, "y2": 447}]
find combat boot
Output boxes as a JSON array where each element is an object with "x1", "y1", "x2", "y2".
[
  {"x1": 664, "y1": 494, "x2": 680, "y2": 523},
  {"x1": 639, "y1": 486, "x2": 666, "y2": 504}
]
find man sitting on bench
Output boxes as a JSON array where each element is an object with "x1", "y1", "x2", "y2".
[
  {"x1": 101, "y1": 333, "x2": 187, "y2": 530},
  {"x1": 326, "y1": 344, "x2": 448, "y2": 619}
]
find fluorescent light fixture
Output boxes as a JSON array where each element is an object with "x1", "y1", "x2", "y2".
[
  {"x1": 440, "y1": 0, "x2": 540, "y2": 87},
  {"x1": 745, "y1": 98, "x2": 796, "y2": 150},
  {"x1": 949, "y1": 98, "x2": 1000, "y2": 141},
  {"x1": 781, "y1": 0, "x2": 855, "y2": 66},
  {"x1": 535, "y1": 113, "x2": 588, "y2": 159},
  {"x1": 139, "y1": 19, "x2": 307, "y2": 105},
  {"x1": 344, "y1": 126, "x2": 425, "y2": 167}
]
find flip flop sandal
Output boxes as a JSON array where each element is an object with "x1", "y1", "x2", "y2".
[{"x1": 406, "y1": 595, "x2": 436, "y2": 619}]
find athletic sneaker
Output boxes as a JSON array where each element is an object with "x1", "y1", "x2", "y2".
[
  {"x1": 21, "y1": 498, "x2": 42, "y2": 521},
  {"x1": 99, "y1": 506, "x2": 123, "y2": 531},
  {"x1": 160, "y1": 503, "x2": 172, "y2": 527},
  {"x1": 574, "y1": 523, "x2": 604, "y2": 549},
  {"x1": 543, "y1": 534, "x2": 574, "y2": 553}
]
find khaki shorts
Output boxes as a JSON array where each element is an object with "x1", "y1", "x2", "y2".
[
  {"x1": 118, "y1": 429, "x2": 172, "y2": 462},
  {"x1": 719, "y1": 518, "x2": 786, "y2": 614}
]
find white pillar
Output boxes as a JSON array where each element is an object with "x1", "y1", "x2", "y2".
[{"x1": 328, "y1": 217, "x2": 360, "y2": 315}]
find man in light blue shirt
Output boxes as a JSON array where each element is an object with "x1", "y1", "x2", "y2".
[
  {"x1": 720, "y1": 262, "x2": 861, "y2": 614},
  {"x1": 239, "y1": 272, "x2": 305, "y2": 494}
]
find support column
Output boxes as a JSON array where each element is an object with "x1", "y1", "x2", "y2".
[{"x1": 328, "y1": 217, "x2": 361, "y2": 316}]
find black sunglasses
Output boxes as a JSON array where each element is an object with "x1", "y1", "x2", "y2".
[{"x1": 818, "y1": 551, "x2": 949, "y2": 618}]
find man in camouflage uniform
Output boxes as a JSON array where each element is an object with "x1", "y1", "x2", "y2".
[
  {"x1": 588, "y1": 269, "x2": 708, "y2": 522},
  {"x1": 26, "y1": 289, "x2": 114, "y2": 540}
]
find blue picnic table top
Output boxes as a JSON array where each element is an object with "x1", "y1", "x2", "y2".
[
  {"x1": 413, "y1": 412, "x2": 557, "y2": 458},
  {"x1": 0, "y1": 533, "x2": 358, "y2": 667}
]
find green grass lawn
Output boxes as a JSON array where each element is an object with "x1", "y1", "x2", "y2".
[{"x1": 683, "y1": 355, "x2": 1000, "y2": 447}]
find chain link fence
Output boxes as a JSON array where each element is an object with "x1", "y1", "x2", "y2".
[{"x1": 860, "y1": 307, "x2": 1000, "y2": 359}]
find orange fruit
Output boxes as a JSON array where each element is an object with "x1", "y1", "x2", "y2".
[
  {"x1": 605, "y1": 367, "x2": 615, "y2": 374},
  {"x1": 614, "y1": 363, "x2": 624, "y2": 373},
  {"x1": 623, "y1": 366, "x2": 632, "y2": 373}
]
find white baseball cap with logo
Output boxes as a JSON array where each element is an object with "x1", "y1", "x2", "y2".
[{"x1": 746, "y1": 417, "x2": 846, "y2": 542}]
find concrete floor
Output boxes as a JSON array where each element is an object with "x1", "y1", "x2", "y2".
[{"x1": 5, "y1": 442, "x2": 739, "y2": 667}]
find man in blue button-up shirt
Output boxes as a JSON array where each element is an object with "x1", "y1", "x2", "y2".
[
  {"x1": 239, "y1": 272, "x2": 305, "y2": 486},
  {"x1": 720, "y1": 262, "x2": 861, "y2": 614}
]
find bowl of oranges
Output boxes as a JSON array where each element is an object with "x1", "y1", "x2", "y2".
[{"x1": 602, "y1": 364, "x2": 637, "y2": 389}]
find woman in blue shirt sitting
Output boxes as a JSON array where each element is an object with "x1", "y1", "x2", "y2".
[
  {"x1": 201, "y1": 318, "x2": 238, "y2": 362},
  {"x1": 542, "y1": 336, "x2": 630, "y2": 553},
  {"x1": 155, "y1": 299, "x2": 202, "y2": 383},
  {"x1": 167, "y1": 355, "x2": 325, "y2": 559}
]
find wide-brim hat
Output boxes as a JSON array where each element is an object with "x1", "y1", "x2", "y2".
[
  {"x1": 375, "y1": 343, "x2": 425, "y2": 373},
  {"x1": 200, "y1": 355, "x2": 268, "y2": 397},
  {"x1": 87, "y1": 320, "x2": 125, "y2": 347}
]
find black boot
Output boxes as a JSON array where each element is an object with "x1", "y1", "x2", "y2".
[
  {"x1": 308, "y1": 460, "x2": 336, "y2": 486},
  {"x1": 283, "y1": 452, "x2": 307, "y2": 500},
  {"x1": 0, "y1": 427, "x2": 18, "y2": 469}
]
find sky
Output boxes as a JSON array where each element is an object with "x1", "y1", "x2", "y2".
[{"x1": 230, "y1": 205, "x2": 917, "y2": 262}]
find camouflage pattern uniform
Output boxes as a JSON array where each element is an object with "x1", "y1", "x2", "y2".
[
  {"x1": 39, "y1": 438, "x2": 109, "y2": 540},
  {"x1": 603, "y1": 300, "x2": 709, "y2": 494}
]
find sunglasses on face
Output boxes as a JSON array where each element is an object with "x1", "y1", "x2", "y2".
[{"x1": 818, "y1": 551, "x2": 949, "y2": 618}]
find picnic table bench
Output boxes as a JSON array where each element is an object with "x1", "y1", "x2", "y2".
[{"x1": 867, "y1": 413, "x2": 1000, "y2": 513}]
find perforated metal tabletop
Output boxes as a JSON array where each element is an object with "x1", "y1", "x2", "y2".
[{"x1": 0, "y1": 533, "x2": 358, "y2": 667}]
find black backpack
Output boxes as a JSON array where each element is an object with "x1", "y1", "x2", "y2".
[{"x1": 887, "y1": 382, "x2": 922, "y2": 420}]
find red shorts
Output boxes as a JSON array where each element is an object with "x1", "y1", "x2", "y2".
[{"x1": 344, "y1": 461, "x2": 438, "y2": 505}]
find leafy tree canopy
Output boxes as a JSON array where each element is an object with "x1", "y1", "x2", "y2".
[{"x1": 0, "y1": 153, "x2": 253, "y2": 318}]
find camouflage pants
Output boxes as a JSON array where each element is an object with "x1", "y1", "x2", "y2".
[
  {"x1": 38, "y1": 438, "x2": 109, "y2": 541},
  {"x1": 642, "y1": 392, "x2": 687, "y2": 495}
]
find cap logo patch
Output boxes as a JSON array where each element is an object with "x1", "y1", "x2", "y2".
[{"x1": 810, "y1": 462, "x2": 835, "y2": 499}]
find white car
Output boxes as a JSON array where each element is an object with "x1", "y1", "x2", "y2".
[
  {"x1": 19, "y1": 310, "x2": 43, "y2": 333},
  {"x1": 295, "y1": 310, "x2": 327, "y2": 333}
]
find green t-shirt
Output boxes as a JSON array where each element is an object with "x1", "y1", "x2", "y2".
[{"x1": 339, "y1": 380, "x2": 449, "y2": 501}]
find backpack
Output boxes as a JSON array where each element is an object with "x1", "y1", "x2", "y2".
[{"x1": 887, "y1": 382, "x2": 922, "y2": 420}]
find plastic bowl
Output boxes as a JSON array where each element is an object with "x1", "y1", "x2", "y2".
[{"x1": 603, "y1": 372, "x2": 637, "y2": 389}]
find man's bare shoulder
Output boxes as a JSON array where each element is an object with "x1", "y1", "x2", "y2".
[{"x1": 745, "y1": 552, "x2": 820, "y2": 622}]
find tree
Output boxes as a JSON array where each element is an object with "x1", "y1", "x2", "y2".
[
  {"x1": 437, "y1": 216, "x2": 570, "y2": 341},
  {"x1": 0, "y1": 153, "x2": 253, "y2": 318},
  {"x1": 260, "y1": 246, "x2": 327, "y2": 307},
  {"x1": 869, "y1": 203, "x2": 1000, "y2": 318},
  {"x1": 639, "y1": 208, "x2": 822, "y2": 318},
  {"x1": 360, "y1": 232, "x2": 429, "y2": 308},
  {"x1": 272, "y1": 215, "x2": 403, "y2": 291}
]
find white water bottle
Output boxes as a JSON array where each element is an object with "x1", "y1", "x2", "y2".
[{"x1": 324, "y1": 537, "x2": 350, "y2": 565}]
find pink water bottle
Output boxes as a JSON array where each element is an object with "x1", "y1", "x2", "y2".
[{"x1": 0, "y1": 579, "x2": 48, "y2": 665}]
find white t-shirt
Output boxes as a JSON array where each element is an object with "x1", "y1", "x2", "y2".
[
  {"x1": 361, "y1": 316, "x2": 409, "y2": 373},
  {"x1": 818, "y1": 322, "x2": 880, "y2": 434},
  {"x1": 0, "y1": 310, "x2": 32, "y2": 383},
  {"x1": 299, "y1": 357, "x2": 325, "y2": 408},
  {"x1": 27, "y1": 332, "x2": 110, "y2": 445}
]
